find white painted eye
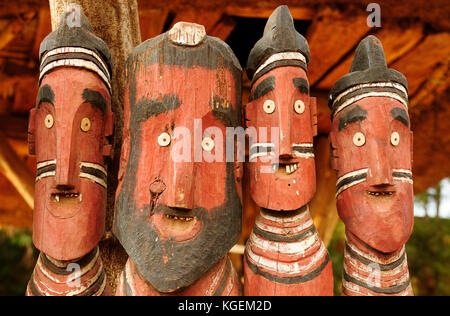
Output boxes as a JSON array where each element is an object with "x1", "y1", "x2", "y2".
[
  {"x1": 158, "y1": 132, "x2": 171, "y2": 147},
  {"x1": 45, "y1": 114, "x2": 54, "y2": 129},
  {"x1": 80, "y1": 117, "x2": 91, "y2": 132},
  {"x1": 391, "y1": 132, "x2": 400, "y2": 146},
  {"x1": 202, "y1": 136, "x2": 214, "y2": 152},
  {"x1": 263, "y1": 100, "x2": 275, "y2": 114},
  {"x1": 353, "y1": 132, "x2": 366, "y2": 147},
  {"x1": 294, "y1": 100, "x2": 305, "y2": 114}
]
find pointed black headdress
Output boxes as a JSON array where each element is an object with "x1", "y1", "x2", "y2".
[
  {"x1": 246, "y1": 5, "x2": 311, "y2": 83},
  {"x1": 39, "y1": 5, "x2": 113, "y2": 93},
  {"x1": 329, "y1": 35, "x2": 408, "y2": 118}
]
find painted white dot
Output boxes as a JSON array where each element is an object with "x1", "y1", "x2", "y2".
[
  {"x1": 202, "y1": 136, "x2": 214, "y2": 152},
  {"x1": 45, "y1": 114, "x2": 54, "y2": 129},
  {"x1": 158, "y1": 132, "x2": 171, "y2": 147},
  {"x1": 391, "y1": 131, "x2": 400, "y2": 146},
  {"x1": 294, "y1": 100, "x2": 305, "y2": 114},
  {"x1": 263, "y1": 99, "x2": 275, "y2": 114},
  {"x1": 353, "y1": 132, "x2": 366, "y2": 147}
]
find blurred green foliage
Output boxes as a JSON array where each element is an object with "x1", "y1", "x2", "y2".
[
  {"x1": 0, "y1": 229, "x2": 36, "y2": 296},
  {"x1": 328, "y1": 217, "x2": 450, "y2": 296}
]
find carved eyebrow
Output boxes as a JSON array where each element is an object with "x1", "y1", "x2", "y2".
[
  {"x1": 132, "y1": 94, "x2": 182, "y2": 124},
  {"x1": 251, "y1": 76, "x2": 275, "y2": 101},
  {"x1": 390, "y1": 107, "x2": 410, "y2": 128},
  {"x1": 338, "y1": 104, "x2": 368, "y2": 131},
  {"x1": 36, "y1": 84, "x2": 55, "y2": 108},
  {"x1": 82, "y1": 89, "x2": 107, "y2": 114},
  {"x1": 293, "y1": 78, "x2": 309, "y2": 95}
]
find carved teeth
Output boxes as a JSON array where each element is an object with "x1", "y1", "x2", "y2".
[
  {"x1": 285, "y1": 163, "x2": 298, "y2": 175},
  {"x1": 367, "y1": 191, "x2": 394, "y2": 196},
  {"x1": 165, "y1": 214, "x2": 195, "y2": 222}
]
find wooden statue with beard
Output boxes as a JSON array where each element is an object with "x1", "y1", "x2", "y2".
[
  {"x1": 329, "y1": 35, "x2": 414, "y2": 296},
  {"x1": 114, "y1": 22, "x2": 243, "y2": 296},
  {"x1": 26, "y1": 7, "x2": 114, "y2": 296},
  {"x1": 243, "y1": 6, "x2": 333, "y2": 296}
]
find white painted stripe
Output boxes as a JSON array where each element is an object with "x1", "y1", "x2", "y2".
[
  {"x1": 80, "y1": 172, "x2": 107, "y2": 188},
  {"x1": 255, "y1": 52, "x2": 307, "y2": 78},
  {"x1": 333, "y1": 91, "x2": 408, "y2": 117},
  {"x1": 40, "y1": 59, "x2": 111, "y2": 92},
  {"x1": 346, "y1": 241, "x2": 406, "y2": 265},
  {"x1": 125, "y1": 260, "x2": 137, "y2": 296},
  {"x1": 344, "y1": 253, "x2": 408, "y2": 277},
  {"x1": 41, "y1": 47, "x2": 111, "y2": 80},
  {"x1": 335, "y1": 168, "x2": 369, "y2": 197},
  {"x1": 38, "y1": 249, "x2": 99, "y2": 284},
  {"x1": 36, "y1": 171, "x2": 56, "y2": 182},
  {"x1": 293, "y1": 152, "x2": 315, "y2": 158},
  {"x1": 392, "y1": 169, "x2": 412, "y2": 175},
  {"x1": 36, "y1": 159, "x2": 56, "y2": 169},
  {"x1": 336, "y1": 168, "x2": 369, "y2": 184},
  {"x1": 333, "y1": 82, "x2": 408, "y2": 108},
  {"x1": 336, "y1": 178, "x2": 367, "y2": 197},
  {"x1": 255, "y1": 218, "x2": 314, "y2": 236},
  {"x1": 80, "y1": 162, "x2": 107, "y2": 176},
  {"x1": 343, "y1": 265, "x2": 410, "y2": 289},
  {"x1": 259, "y1": 206, "x2": 310, "y2": 224},
  {"x1": 246, "y1": 243, "x2": 327, "y2": 275},
  {"x1": 393, "y1": 177, "x2": 413, "y2": 184},
  {"x1": 292, "y1": 143, "x2": 313, "y2": 148},
  {"x1": 249, "y1": 143, "x2": 274, "y2": 150},
  {"x1": 249, "y1": 231, "x2": 319, "y2": 255},
  {"x1": 249, "y1": 151, "x2": 274, "y2": 162},
  {"x1": 342, "y1": 278, "x2": 375, "y2": 296},
  {"x1": 205, "y1": 258, "x2": 227, "y2": 296}
]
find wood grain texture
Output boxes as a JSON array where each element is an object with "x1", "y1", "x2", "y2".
[
  {"x1": 307, "y1": 6, "x2": 370, "y2": 86},
  {"x1": 0, "y1": 130, "x2": 34, "y2": 209},
  {"x1": 317, "y1": 22, "x2": 424, "y2": 90}
]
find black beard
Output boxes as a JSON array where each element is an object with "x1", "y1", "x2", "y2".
[{"x1": 114, "y1": 161, "x2": 242, "y2": 293}]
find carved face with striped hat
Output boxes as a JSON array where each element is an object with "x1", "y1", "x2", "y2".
[
  {"x1": 28, "y1": 10, "x2": 114, "y2": 260},
  {"x1": 329, "y1": 36, "x2": 414, "y2": 253},
  {"x1": 245, "y1": 5, "x2": 317, "y2": 211}
]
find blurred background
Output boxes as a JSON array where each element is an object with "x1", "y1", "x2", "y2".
[{"x1": 0, "y1": 0, "x2": 448, "y2": 295}]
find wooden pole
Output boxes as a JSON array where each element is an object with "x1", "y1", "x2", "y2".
[
  {"x1": 0, "y1": 131, "x2": 34, "y2": 210},
  {"x1": 48, "y1": 0, "x2": 141, "y2": 293}
]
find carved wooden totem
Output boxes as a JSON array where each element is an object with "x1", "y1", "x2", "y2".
[
  {"x1": 243, "y1": 6, "x2": 333, "y2": 296},
  {"x1": 114, "y1": 22, "x2": 243, "y2": 296},
  {"x1": 329, "y1": 35, "x2": 414, "y2": 296},
  {"x1": 26, "y1": 9, "x2": 114, "y2": 296}
]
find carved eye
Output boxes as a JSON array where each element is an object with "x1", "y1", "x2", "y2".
[
  {"x1": 202, "y1": 136, "x2": 214, "y2": 152},
  {"x1": 158, "y1": 132, "x2": 171, "y2": 147},
  {"x1": 294, "y1": 100, "x2": 305, "y2": 114},
  {"x1": 45, "y1": 114, "x2": 54, "y2": 129},
  {"x1": 353, "y1": 132, "x2": 365, "y2": 147},
  {"x1": 80, "y1": 118, "x2": 91, "y2": 132},
  {"x1": 263, "y1": 100, "x2": 275, "y2": 114},
  {"x1": 391, "y1": 132, "x2": 400, "y2": 146}
]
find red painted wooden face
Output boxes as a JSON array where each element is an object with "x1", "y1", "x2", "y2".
[
  {"x1": 330, "y1": 97, "x2": 414, "y2": 253},
  {"x1": 245, "y1": 66, "x2": 317, "y2": 210},
  {"x1": 29, "y1": 68, "x2": 113, "y2": 260},
  {"x1": 115, "y1": 62, "x2": 242, "y2": 292}
]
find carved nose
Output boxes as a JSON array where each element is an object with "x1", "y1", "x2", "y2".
[{"x1": 166, "y1": 163, "x2": 194, "y2": 210}]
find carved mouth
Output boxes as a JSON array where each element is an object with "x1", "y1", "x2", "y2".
[
  {"x1": 164, "y1": 214, "x2": 196, "y2": 222},
  {"x1": 272, "y1": 162, "x2": 298, "y2": 175},
  {"x1": 51, "y1": 192, "x2": 81, "y2": 203},
  {"x1": 367, "y1": 191, "x2": 395, "y2": 197},
  {"x1": 153, "y1": 208, "x2": 202, "y2": 242}
]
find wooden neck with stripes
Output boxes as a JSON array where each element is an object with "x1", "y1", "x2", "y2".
[
  {"x1": 342, "y1": 231, "x2": 413, "y2": 296},
  {"x1": 26, "y1": 247, "x2": 108, "y2": 296},
  {"x1": 116, "y1": 255, "x2": 240, "y2": 296},
  {"x1": 244, "y1": 205, "x2": 333, "y2": 295}
]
